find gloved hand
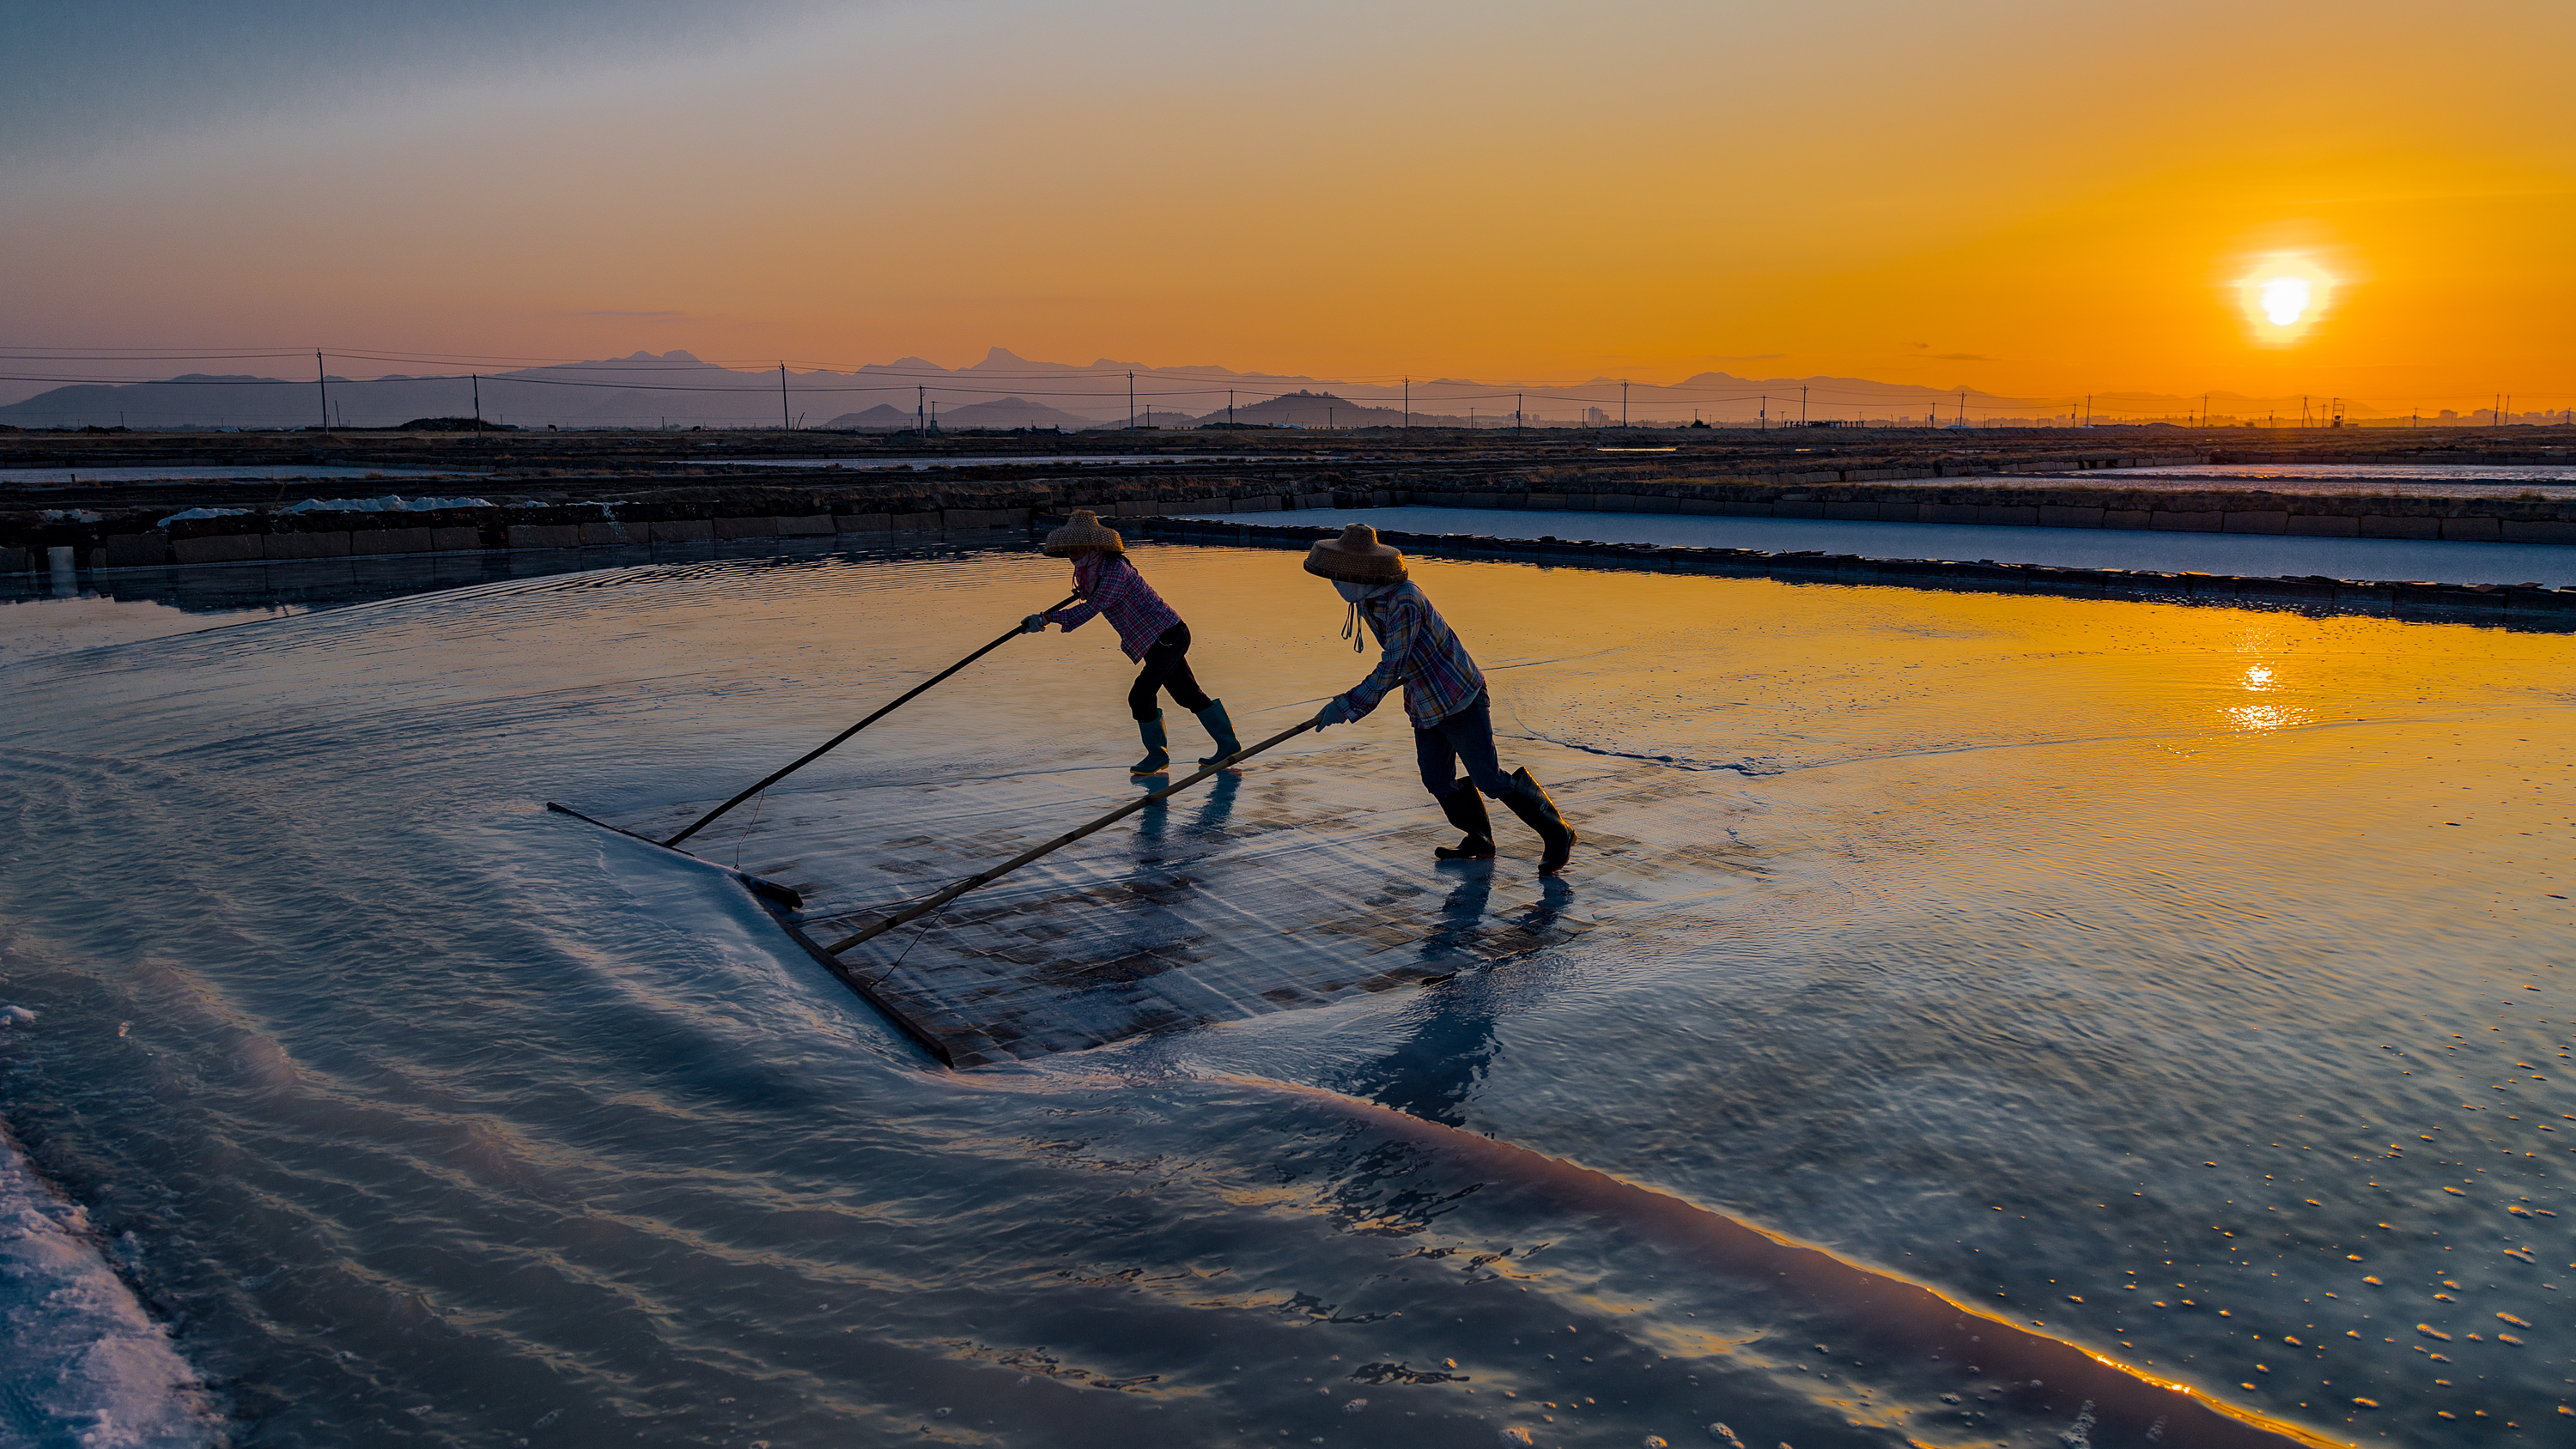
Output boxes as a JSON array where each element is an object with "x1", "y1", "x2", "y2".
[
  {"x1": 1311, "y1": 699, "x2": 1352, "y2": 730},
  {"x1": 1020, "y1": 614, "x2": 1048, "y2": 634}
]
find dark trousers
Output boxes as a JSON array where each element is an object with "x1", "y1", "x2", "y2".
[
  {"x1": 1414, "y1": 691, "x2": 1512, "y2": 800},
  {"x1": 1130, "y1": 622, "x2": 1211, "y2": 721}
]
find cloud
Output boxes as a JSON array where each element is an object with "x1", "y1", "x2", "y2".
[{"x1": 1932, "y1": 353, "x2": 1994, "y2": 361}]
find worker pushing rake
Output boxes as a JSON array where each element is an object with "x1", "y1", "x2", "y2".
[
  {"x1": 1302, "y1": 522, "x2": 1577, "y2": 874},
  {"x1": 559, "y1": 515, "x2": 1580, "y2": 989},
  {"x1": 1020, "y1": 509, "x2": 1241, "y2": 776}
]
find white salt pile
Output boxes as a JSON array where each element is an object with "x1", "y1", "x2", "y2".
[{"x1": 2, "y1": 1114, "x2": 219, "y2": 1446}]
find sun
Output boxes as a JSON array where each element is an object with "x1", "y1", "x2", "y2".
[
  {"x1": 2235, "y1": 253, "x2": 2336, "y2": 345},
  {"x1": 2258, "y1": 277, "x2": 2309, "y2": 327}
]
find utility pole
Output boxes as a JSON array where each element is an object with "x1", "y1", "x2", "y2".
[
  {"x1": 1516, "y1": 392, "x2": 1523, "y2": 437},
  {"x1": 472, "y1": 373, "x2": 482, "y2": 429},
  {"x1": 1229, "y1": 388, "x2": 1235, "y2": 426},
  {"x1": 1800, "y1": 385, "x2": 1807, "y2": 427},
  {"x1": 917, "y1": 385, "x2": 925, "y2": 433},
  {"x1": 780, "y1": 362, "x2": 790, "y2": 430},
  {"x1": 1621, "y1": 379, "x2": 1629, "y2": 428},
  {"x1": 316, "y1": 349, "x2": 328, "y2": 431},
  {"x1": 1128, "y1": 372, "x2": 1135, "y2": 429},
  {"x1": 1760, "y1": 396, "x2": 1767, "y2": 430},
  {"x1": 1404, "y1": 377, "x2": 1410, "y2": 433}
]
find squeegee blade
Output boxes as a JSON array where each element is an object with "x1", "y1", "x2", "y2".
[{"x1": 546, "y1": 801, "x2": 805, "y2": 908}]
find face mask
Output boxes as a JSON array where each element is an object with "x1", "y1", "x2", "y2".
[{"x1": 1333, "y1": 579, "x2": 1388, "y2": 650}]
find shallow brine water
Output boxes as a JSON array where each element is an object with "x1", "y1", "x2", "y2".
[
  {"x1": 2, "y1": 543, "x2": 2571, "y2": 1448},
  {"x1": 0, "y1": 466, "x2": 483, "y2": 487}
]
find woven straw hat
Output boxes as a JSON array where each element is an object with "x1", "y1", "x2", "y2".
[
  {"x1": 1303, "y1": 522, "x2": 1407, "y2": 584},
  {"x1": 1042, "y1": 508, "x2": 1125, "y2": 557}
]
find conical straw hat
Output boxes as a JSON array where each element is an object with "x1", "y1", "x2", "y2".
[
  {"x1": 1042, "y1": 508, "x2": 1126, "y2": 556},
  {"x1": 1302, "y1": 522, "x2": 1407, "y2": 584}
]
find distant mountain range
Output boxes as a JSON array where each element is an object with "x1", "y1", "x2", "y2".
[{"x1": 0, "y1": 346, "x2": 2420, "y2": 431}]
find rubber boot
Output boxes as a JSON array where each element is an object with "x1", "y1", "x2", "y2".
[
  {"x1": 1131, "y1": 712, "x2": 1170, "y2": 775},
  {"x1": 1194, "y1": 699, "x2": 1242, "y2": 766},
  {"x1": 1500, "y1": 767, "x2": 1577, "y2": 874},
  {"x1": 1432, "y1": 781, "x2": 1497, "y2": 860}
]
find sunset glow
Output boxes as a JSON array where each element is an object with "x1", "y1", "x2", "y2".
[{"x1": 2, "y1": 2, "x2": 2570, "y2": 412}]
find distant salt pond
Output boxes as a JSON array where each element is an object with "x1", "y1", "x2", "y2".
[
  {"x1": 699, "y1": 452, "x2": 1270, "y2": 470},
  {"x1": 3, "y1": 543, "x2": 2569, "y2": 1446},
  {"x1": 0, "y1": 464, "x2": 483, "y2": 486},
  {"x1": 1194, "y1": 504, "x2": 2576, "y2": 587}
]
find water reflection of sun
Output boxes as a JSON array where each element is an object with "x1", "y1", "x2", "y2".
[
  {"x1": 2226, "y1": 703, "x2": 2304, "y2": 733},
  {"x1": 2224, "y1": 646, "x2": 2302, "y2": 731}
]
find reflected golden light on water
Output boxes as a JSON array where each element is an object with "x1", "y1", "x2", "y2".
[
  {"x1": 2224, "y1": 702, "x2": 2306, "y2": 733},
  {"x1": 2242, "y1": 663, "x2": 2278, "y2": 692}
]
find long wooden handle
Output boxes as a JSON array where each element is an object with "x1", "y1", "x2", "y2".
[
  {"x1": 824, "y1": 718, "x2": 1320, "y2": 955},
  {"x1": 662, "y1": 595, "x2": 1078, "y2": 848}
]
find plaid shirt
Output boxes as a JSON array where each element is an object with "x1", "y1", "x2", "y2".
[
  {"x1": 1046, "y1": 555, "x2": 1183, "y2": 662},
  {"x1": 1336, "y1": 582, "x2": 1486, "y2": 730}
]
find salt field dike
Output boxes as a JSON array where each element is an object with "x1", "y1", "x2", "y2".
[{"x1": 0, "y1": 421, "x2": 2567, "y2": 1449}]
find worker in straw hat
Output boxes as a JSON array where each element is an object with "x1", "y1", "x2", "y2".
[
  {"x1": 1303, "y1": 523, "x2": 1577, "y2": 873},
  {"x1": 1022, "y1": 509, "x2": 1242, "y2": 775}
]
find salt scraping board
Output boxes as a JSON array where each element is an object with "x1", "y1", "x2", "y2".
[{"x1": 615, "y1": 740, "x2": 1770, "y2": 1069}]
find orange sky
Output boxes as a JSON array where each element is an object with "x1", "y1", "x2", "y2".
[{"x1": 5, "y1": 1, "x2": 2570, "y2": 410}]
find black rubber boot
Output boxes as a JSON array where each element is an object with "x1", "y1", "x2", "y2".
[
  {"x1": 1433, "y1": 782, "x2": 1497, "y2": 861},
  {"x1": 1130, "y1": 712, "x2": 1170, "y2": 775},
  {"x1": 1194, "y1": 699, "x2": 1242, "y2": 765},
  {"x1": 1500, "y1": 767, "x2": 1577, "y2": 874}
]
